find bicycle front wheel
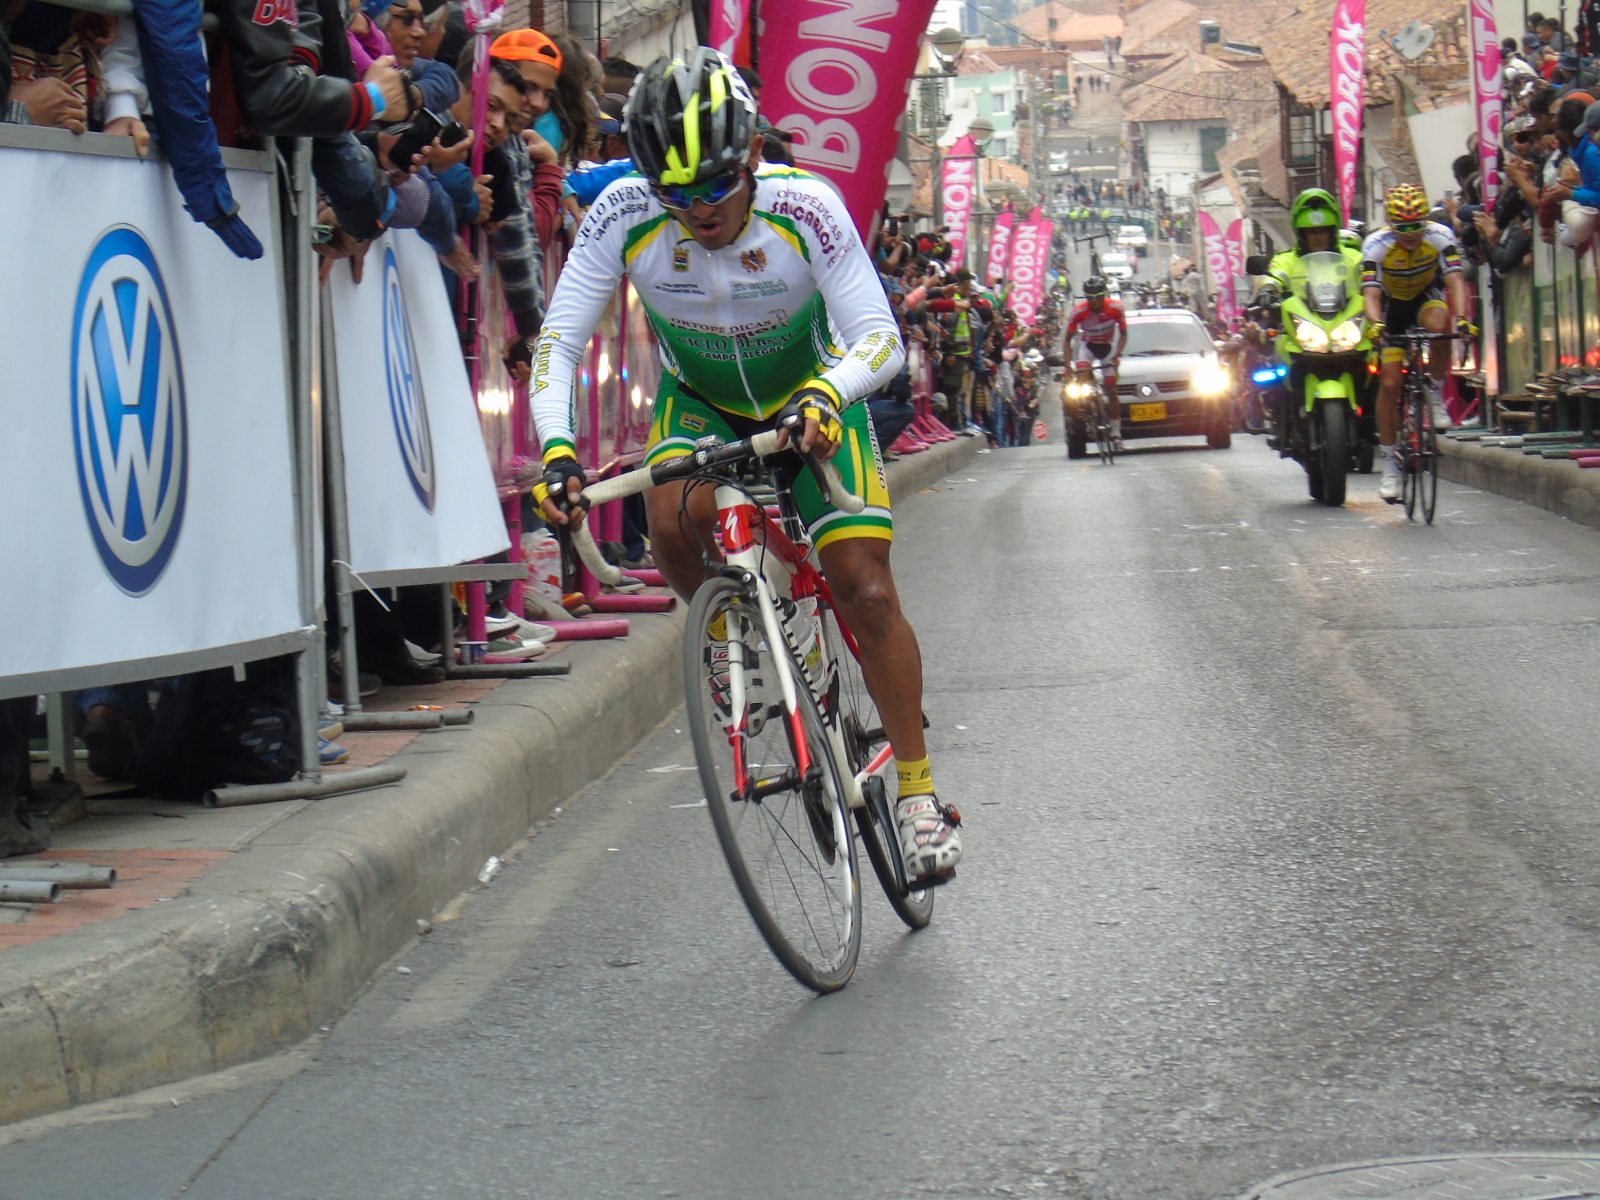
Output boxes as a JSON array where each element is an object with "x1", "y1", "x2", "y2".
[
  {"x1": 820, "y1": 601, "x2": 934, "y2": 930},
  {"x1": 685, "y1": 575, "x2": 862, "y2": 992},
  {"x1": 1420, "y1": 424, "x2": 1440, "y2": 524},
  {"x1": 1401, "y1": 386, "x2": 1421, "y2": 520}
]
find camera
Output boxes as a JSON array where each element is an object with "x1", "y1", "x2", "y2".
[{"x1": 384, "y1": 109, "x2": 470, "y2": 172}]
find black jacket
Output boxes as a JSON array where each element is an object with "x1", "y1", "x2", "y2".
[{"x1": 208, "y1": 0, "x2": 377, "y2": 138}]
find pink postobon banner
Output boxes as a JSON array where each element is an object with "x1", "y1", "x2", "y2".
[
  {"x1": 985, "y1": 208, "x2": 1015, "y2": 286},
  {"x1": 1469, "y1": 0, "x2": 1502, "y2": 205},
  {"x1": 940, "y1": 135, "x2": 979, "y2": 271},
  {"x1": 708, "y1": 0, "x2": 751, "y2": 63},
  {"x1": 1223, "y1": 218, "x2": 1247, "y2": 326},
  {"x1": 1199, "y1": 211, "x2": 1229, "y2": 324},
  {"x1": 1008, "y1": 208, "x2": 1053, "y2": 325},
  {"x1": 761, "y1": 0, "x2": 943, "y2": 240},
  {"x1": 1330, "y1": 0, "x2": 1366, "y2": 221}
]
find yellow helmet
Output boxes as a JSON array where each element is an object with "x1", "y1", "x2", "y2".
[{"x1": 1384, "y1": 184, "x2": 1430, "y2": 225}]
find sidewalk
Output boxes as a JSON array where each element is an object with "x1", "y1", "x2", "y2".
[
  {"x1": 1441, "y1": 434, "x2": 1600, "y2": 532},
  {"x1": 0, "y1": 434, "x2": 983, "y2": 1127}
]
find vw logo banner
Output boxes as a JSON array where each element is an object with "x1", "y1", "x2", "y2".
[
  {"x1": 327, "y1": 230, "x2": 507, "y2": 575},
  {"x1": 0, "y1": 145, "x2": 302, "y2": 689}
]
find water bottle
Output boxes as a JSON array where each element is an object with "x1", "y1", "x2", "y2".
[{"x1": 791, "y1": 593, "x2": 825, "y2": 694}]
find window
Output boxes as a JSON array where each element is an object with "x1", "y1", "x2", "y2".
[
  {"x1": 992, "y1": 91, "x2": 1009, "y2": 115},
  {"x1": 1199, "y1": 126, "x2": 1228, "y2": 172},
  {"x1": 1287, "y1": 111, "x2": 1316, "y2": 166}
]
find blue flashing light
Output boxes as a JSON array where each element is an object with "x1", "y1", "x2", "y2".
[{"x1": 1251, "y1": 364, "x2": 1288, "y2": 384}]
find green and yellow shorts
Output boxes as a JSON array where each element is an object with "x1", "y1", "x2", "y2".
[{"x1": 645, "y1": 374, "x2": 894, "y2": 551}]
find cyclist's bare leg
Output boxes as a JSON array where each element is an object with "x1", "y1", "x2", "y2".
[
  {"x1": 816, "y1": 537, "x2": 926, "y2": 762},
  {"x1": 1377, "y1": 358, "x2": 1403, "y2": 444},
  {"x1": 1103, "y1": 371, "x2": 1121, "y2": 424},
  {"x1": 645, "y1": 480, "x2": 720, "y2": 601},
  {"x1": 1422, "y1": 305, "x2": 1450, "y2": 382}
]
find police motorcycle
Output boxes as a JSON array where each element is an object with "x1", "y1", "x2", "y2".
[{"x1": 1244, "y1": 250, "x2": 1376, "y2": 507}]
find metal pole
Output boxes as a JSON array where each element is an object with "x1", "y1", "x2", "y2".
[
  {"x1": 45, "y1": 693, "x2": 74, "y2": 782},
  {"x1": 320, "y1": 295, "x2": 364, "y2": 716},
  {"x1": 286, "y1": 139, "x2": 325, "y2": 783}
]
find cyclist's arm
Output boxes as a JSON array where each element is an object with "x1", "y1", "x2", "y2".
[
  {"x1": 790, "y1": 176, "x2": 906, "y2": 409},
  {"x1": 528, "y1": 178, "x2": 643, "y2": 463},
  {"x1": 1435, "y1": 232, "x2": 1470, "y2": 321}
]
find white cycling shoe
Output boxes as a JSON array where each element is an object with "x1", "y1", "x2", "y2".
[
  {"x1": 1379, "y1": 470, "x2": 1402, "y2": 503},
  {"x1": 898, "y1": 793, "x2": 963, "y2": 881}
]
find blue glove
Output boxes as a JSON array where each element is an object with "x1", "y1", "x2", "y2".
[{"x1": 210, "y1": 212, "x2": 265, "y2": 261}]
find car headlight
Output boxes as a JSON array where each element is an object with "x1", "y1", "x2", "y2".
[
  {"x1": 1191, "y1": 365, "x2": 1230, "y2": 396},
  {"x1": 1292, "y1": 316, "x2": 1331, "y2": 353},
  {"x1": 1329, "y1": 319, "x2": 1364, "y2": 352}
]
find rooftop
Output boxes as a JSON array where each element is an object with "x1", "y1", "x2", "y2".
[
  {"x1": 1122, "y1": 50, "x2": 1279, "y2": 124},
  {"x1": 1260, "y1": 0, "x2": 1468, "y2": 107}
]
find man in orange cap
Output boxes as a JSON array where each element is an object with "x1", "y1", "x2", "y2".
[{"x1": 490, "y1": 28, "x2": 561, "y2": 126}]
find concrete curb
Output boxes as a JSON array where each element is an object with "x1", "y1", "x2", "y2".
[
  {"x1": 0, "y1": 431, "x2": 983, "y2": 1127},
  {"x1": 1440, "y1": 438, "x2": 1600, "y2": 532}
]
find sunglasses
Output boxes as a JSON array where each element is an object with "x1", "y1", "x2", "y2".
[
  {"x1": 655, "y1": 169, "x2": 746, "y2": 211},
  {"x1": 1392, "y1": 220, "x2": 1427, "y2": 233},
  {"x1": 388, "y1": 8, "x2": 423, "y2": 25}
]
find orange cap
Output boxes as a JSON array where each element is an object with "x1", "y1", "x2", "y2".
[{"x1": 490, "y1": 28, "x2": 563, "y2": 73}]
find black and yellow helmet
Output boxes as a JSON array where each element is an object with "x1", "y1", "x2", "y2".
[{"x1": 624, "y1": 49, "x2": 758, "y2": 188}]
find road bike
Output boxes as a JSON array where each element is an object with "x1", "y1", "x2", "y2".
[
  {"x1": 571, "y1": 418, "x2": 936, "y2": 993},
  {"x1": 1063, "y1": 361, "x2": 1116, "y2": 463},
  {"x1": 1385, "y1": 331, "x2": 1459, "y2": 525}
]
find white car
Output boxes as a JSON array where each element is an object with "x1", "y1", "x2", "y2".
[
  {"x1": 1113, "y1": 309, "x2": 1232, "y2": 449},
  {"x1": 1117, "y1": 224, "x2": 1149, "y2": 248},
  {"x1": 1102, "y1": 262, "x2": 1134, "y2": 282}
]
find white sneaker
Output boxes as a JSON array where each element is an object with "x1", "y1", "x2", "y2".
[
  {"x1": 503, "y1": 616, "x2": 557, "y2": 645},
  {"x1": 1428, "y1": 389, "x2": 1452, "y2": 431},
  {"x1": 1378, "y1": 448, "x2": 1402, "y2": 502},
  {"x1": 898, "y1": 793, "x2": 963, "y2": 880},
  {"x1": 405, "y1": 639, "x2": 442, "y2": 666}
]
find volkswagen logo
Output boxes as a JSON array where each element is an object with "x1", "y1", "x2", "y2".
[
  {"x1": 71, "y1": 226, "x2": 188, "y2": 596},
  {"x1": 382, "y1": 247, "x2": 436, "y2": 511}
]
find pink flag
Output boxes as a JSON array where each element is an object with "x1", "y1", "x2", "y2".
[
  {"x1": 1469, "y1": 0, "x2": 1502, "y2": 205},
  {"x1": 708, "y1": 0, "x2": 751, "y2": 63},
  {"x1": 940, "y1": 135, "x2": 979, "y2": 271},
  {"x1": 1199, "y1": 211, "x2": 1229, "y2": 323},
  {"x1": 1223, "y1": 218, "x2": 1247, "y2": 325},
  {"x1": 760, "y1": 0, "x2": 944, "y2": 241},
  {"x1": 986, "y1": 208, "x2": 1016, "y2": 287},
  {"x1": 1008, "y1": 208, "x2": 1053, "y2": 325},
  {"x1": 1329, "y1": 0, "x2": 1366, "y2": 220}
]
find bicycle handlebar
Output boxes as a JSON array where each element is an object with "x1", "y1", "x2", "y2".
[
  {"x1": 1380, "y1": 331, "x2": 1464, "y2": 344},
  {"x1": 569, "y1": 431, "x2": 865, "y2": 587}
]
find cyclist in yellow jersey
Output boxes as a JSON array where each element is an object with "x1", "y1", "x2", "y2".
[{"x1": 1361, "y1": 184, "x2": 1471, "y2": 502}]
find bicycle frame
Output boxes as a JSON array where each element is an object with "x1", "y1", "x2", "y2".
[{"x1": 713, "y1": 484, "x2": 895, "y2": 812}]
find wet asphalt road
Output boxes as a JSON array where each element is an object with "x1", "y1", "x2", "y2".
[{"x1": 7, "y1": 438, "x2": 1600, "y2": 1199}]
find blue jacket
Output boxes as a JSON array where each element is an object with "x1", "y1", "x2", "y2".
[
  {"x1": 1572, "y1": 135, "x2": 1600, "y2": 208},
  {"x1": 567, "y1": 158, "x2": 634, "y2": 207},
  {"x1": 132, "y1": 0, "x2": 262, "y2": 258}
]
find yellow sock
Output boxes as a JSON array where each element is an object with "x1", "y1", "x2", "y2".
[
  {"x1": 708, "y1": 611, "x2": 727, "y2": 640},
  {"x1": 896, "y1": 757, "x2": 935, "y2": 798}
]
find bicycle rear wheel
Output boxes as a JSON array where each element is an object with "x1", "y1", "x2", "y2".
[
  {"x1": 820, "y1": 601, "x2": 934, "y2": 930},
  {"x1": 685, "y1": 575, "x2": 861, "y2": 993}
]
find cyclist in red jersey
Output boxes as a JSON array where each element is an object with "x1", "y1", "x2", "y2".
[{"x1": 1064, "y1": 277, "x2": 1129, "y2": 446}]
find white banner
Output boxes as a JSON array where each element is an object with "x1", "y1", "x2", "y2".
[
  {"x1": 327, "y1": 229, "x2": 508, "y2": 576},
  {"x1": 0, "y1": 143, "x2": 303, "y2": 687}
]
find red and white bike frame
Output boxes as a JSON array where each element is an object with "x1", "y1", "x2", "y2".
[{"x1": 713, "y1": 483, "x2": 896, "y2": 808}]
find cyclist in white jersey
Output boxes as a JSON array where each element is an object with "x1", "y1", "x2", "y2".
[{"x1": 529, "y1": 50, "x2": 961, "y2": 883}]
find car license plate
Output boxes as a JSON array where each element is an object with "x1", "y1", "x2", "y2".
[{"x1": 1129, "y1": 402, "x2": 1167, "y2": 422}]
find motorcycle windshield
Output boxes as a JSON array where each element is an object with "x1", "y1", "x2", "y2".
[{"x1": 1302, "y1": 252, "x2": 1350, "y2": 316}]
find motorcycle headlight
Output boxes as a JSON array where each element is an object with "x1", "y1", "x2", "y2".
[
  {"x1": 1292, "y1": 316, "x2": 1331, "y2": 353},
  {"x1": 1329, "y1": 319, "x2": 1364, "y2": 352},
  {"x1": 1191, "y1": 365, "x2": 1230, "y2": 396}
]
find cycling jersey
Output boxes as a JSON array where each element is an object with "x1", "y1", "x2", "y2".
[
  {"x1": 1064, "y1": 298, "x2": 1127, "y2": 349},
  {"x1": 1360, "y1": 223, "x2": 1463, "y2": 302},
  {"x1": 530, "y1": 164, "x2": 904, "y2": 463}
]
